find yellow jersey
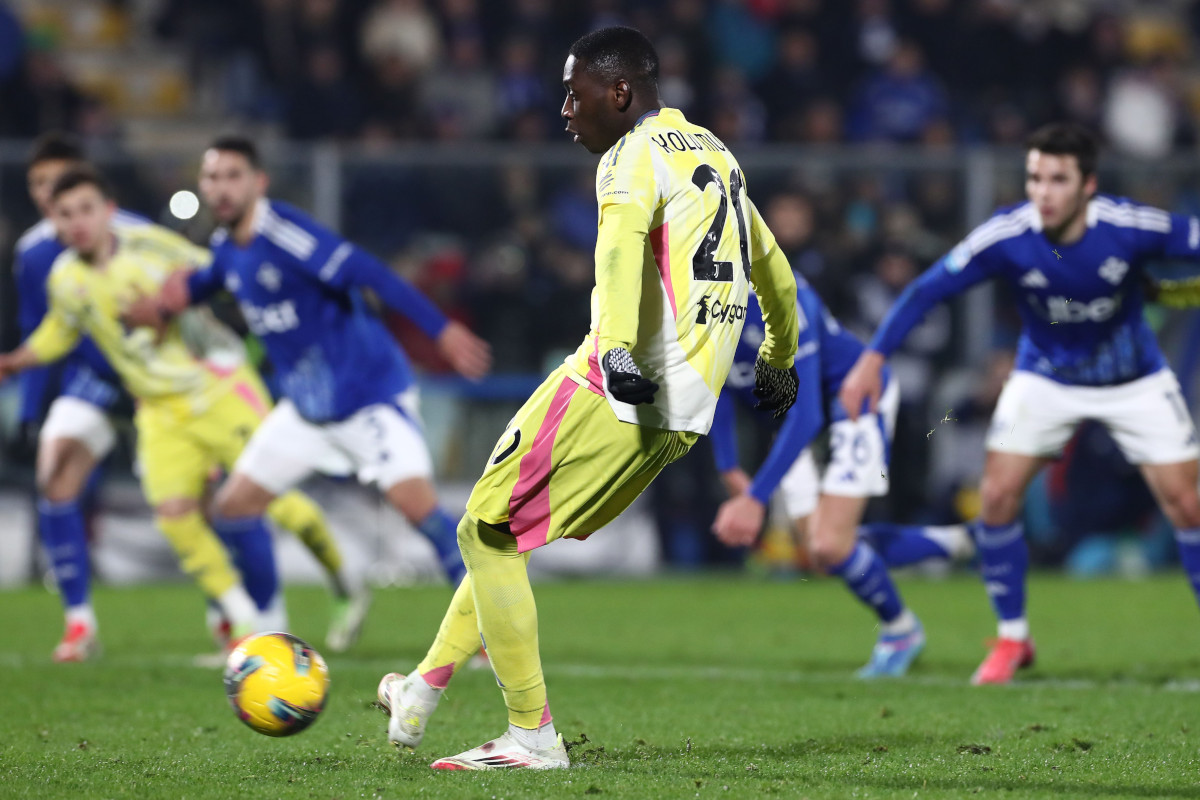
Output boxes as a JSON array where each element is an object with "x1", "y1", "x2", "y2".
[
  {"x1": 26, "y1": 224, "x2": 244, "y2": 416},
  {"x1": 564, "y1": 107, "x2": 798, "y2": 434}
]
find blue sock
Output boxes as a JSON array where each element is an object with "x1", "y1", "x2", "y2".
[
  {"x1": 418, "y1": 509, "x2": 467, "y2": 585},
  {"x1": 828, "y1": 542, "x2": 904, "y2": 624},
  {"x1": 859, "y1": 522, "x2": 952, "y2": 568},
  {"x1": 973, "y1": 521, "x2": 1028, "y2": 623},
  {"x1": 39, "y1": 499, "x2": 91, "y2": 608},
  {"x1": 1175, "y1": 528, "x2": 1200, "y2": 610},
  {"x1": 213, "y1": 517, "x2": 278, "y2": 611}
]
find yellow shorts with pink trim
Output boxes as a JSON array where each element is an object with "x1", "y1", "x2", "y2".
[
  {"x1": 467, "y1": 366, "x2": 698, "y2": 553},
  {"x1": 135, "y1": 364, "x2": 272, "y2": 506}
]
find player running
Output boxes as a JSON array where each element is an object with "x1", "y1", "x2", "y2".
[
  {"x1": 376, "y1": 26, "x2": 800, "y2": 770},
  {"x1": 840, "y1": 123, "x2": 1200, "y2": 685},
  {"x1": 0, "y1": 167, "x2": 341, "y2": 650},
  {"x1": 139, "y1": 135, "x2": 490, "y2": 612},
  {"x1": 709, "y1": 279, "x2": 973, "y2": 677},
  {"x1": 13, "y1": 134, "x2": 150, "y2": 661}
]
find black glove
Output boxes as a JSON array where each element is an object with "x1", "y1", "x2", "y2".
[
  {"x1": 602, "y1": 347, "x2": 659, "y2": 405},
  {"x1": 753, "y1": 355, "x2": 798, "y2": 419}
]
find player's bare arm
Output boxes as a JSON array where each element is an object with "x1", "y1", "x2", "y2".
[{"x1": 839, "y1": 350, "x2": 886, "y2": 422}]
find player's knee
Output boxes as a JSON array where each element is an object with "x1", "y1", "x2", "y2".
[
  {"x1": 979, "y1": 477, "x2": 1021, "y2": 525},
  {"x1": 213, "y1": 479, "x2": 272, "y2": 519},
  {"x1": 1161, "y1": 485, "x2": 1200, "y2": 529},
  {"x1": 808, "y1": 526, "x2": 856, "y2": 572},
  {"x1": 36, "y1": 441, "x2": 89, "y2": 502}
]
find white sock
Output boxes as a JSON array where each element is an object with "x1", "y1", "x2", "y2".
[
  {"x1": 509, "y1": 720, "x2": 558, "y2": 751},
  {"x1": 925, "y1": 524, "x2": 975, "y2": 561},
  {"x1": 331, "y1": 567, "x2": 362, "y2": 599},
  {"x1": 65, "y1": 604, "x2": 97, "y2": 630},
  {"x1": 259, "y1": 593, "x2": 288, "y2": 633},
  {"x1": 406, "y1": 672, "x2": 444, "y2": 706},
  {"x1": 998, "y1": 617, "x2": 1029, "y2": 641},
  {"x1": 881, "y1": 607, "x2": 918, "y2": 636},
  {"x1": 218, "y1": 585, "x2": 259, "y2": 634}
]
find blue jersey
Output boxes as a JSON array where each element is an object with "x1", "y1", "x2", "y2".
[
  {"x1": 14, "y1": 211, "x2": 147, "y2": 421},
  {"x1": 711, "y1": 275, "x2": 886, "y2": 504},
  {"x1": 190, "y1": 199, "x2": 448, "y2": 423},
  {"x1": 872, "y1": 195, "x2": 1200, "y2": 386}
]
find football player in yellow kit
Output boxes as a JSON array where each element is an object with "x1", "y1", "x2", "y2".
[
  {"x1": 377, "y1": 26, "x2": 800, "y2": 770},
  {"x1": 0, "y1": 167, "x2": 356, "y2": 650}
]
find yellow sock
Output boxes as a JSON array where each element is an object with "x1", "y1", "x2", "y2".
[
  {"x1": 266, "y1": 491, "x2": 344, "y2": 584},
  {"x1": 156, "y1": 511, "x2": 239, "y2": 599},
  {"x1": 416, "y1": 574, "x2": 481, "y2": 687},
  {"x1": 458, "y1": 514, "x2": 547, "y2": 729}
]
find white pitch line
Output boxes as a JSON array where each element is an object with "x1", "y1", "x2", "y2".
[{"x1": 1, "y1": 652, "x2": 1196, "y2": 694}]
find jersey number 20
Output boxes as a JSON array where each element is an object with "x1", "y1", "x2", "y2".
[{"x1": 691, "y1": 165, "x2": 751, "y2": 283}]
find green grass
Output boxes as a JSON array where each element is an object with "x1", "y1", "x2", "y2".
[{"x1": 5, "y1": 574, "x2": 1200, "y2": 799}]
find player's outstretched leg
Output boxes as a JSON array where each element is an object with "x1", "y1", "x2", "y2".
[
  {"x1": 811, "y1": 496, "x2": 924, "y2": 679},
  {"x1": 156, "y1": 507, "x2": 261, "y2": 640},
  {"x1": 386, "y1": 477, "x2": 467, "y2": 586},
  {"x1": 40, "y1": 497, "x2": 99, "y2": 661},
  {"x1": 969, "y1": 520, "x2": 1035, "y2": 684},
  {"x1": 213, "y1": 515, "x2": 282, "y2": 628},
  {"x1": 265, "y1": 490, "x2": 370, "y2": 653},
  {"x1": 859, "y1": 522, "x2": 974, "y2": 568},
  {"x1": 428, "y1": 515, "x2": 567, "y2": 771},
  {"x1": 379, "y1": 574, "x2": 480, "y2": 750},
  {"x1": 36, "y1": 434, "x2": 106, "y2": 662}
]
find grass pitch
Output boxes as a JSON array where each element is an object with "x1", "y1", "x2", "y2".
[{"x1": 4, "y1": 573, "x2": 1200, "y2": 799}]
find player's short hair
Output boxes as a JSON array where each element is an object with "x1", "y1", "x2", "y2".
[
  {"x1": 208, "y1": 133, "x2": 262, "y2": 169},
  {"x1": 1025, "y1": 123, "x2": 1099, "y2": 178},
  {"x1": 568, "y1": 26, "x2": 659, "y2": 92},
  {"x1": 27, "y1": 132, "x2": 84, "y2": 170},
  {"x1": 49, "y1": 165, "x2": 113, "y2": 202}
]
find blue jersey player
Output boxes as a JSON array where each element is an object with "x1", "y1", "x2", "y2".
[
  {"x1": 150, "y1": 136, "x2": 491, "y2": 614},
  {"x1": 841, "y1": 123, "x2": 1200, "y2": 685},
  {"x1": 710, "y1": 278, "x2": 972, "y2": 677},
  {"x1": 15, "y1": 134, "x2": 147, "y2": 662}
]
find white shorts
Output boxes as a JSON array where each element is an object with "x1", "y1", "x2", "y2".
[
  {"x1": 987, "y1": 368, "x2": 1200, "y2": 465},
  {"x1": 777, "y1": 380, "x2": 900, "y2": 517},
  {"x1": 234, "y1": 391, "x2": 434, "y2": 495},
  {"x1": 39, "y1": 396, "x2": 116, "y2": 459}
]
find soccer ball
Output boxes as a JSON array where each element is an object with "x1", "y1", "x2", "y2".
[{"x1": 223, "y1": 632, "x2": 330, "y2": 737}]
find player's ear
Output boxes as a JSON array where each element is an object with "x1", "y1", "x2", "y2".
[
  {"x1": 257, "y1": 170, "x2": 270, "y2": 195},
  {"x1": 613, "y1": 78, "x2": 632, "y2": 113},
  {"x1": 1082, "y1": 172, "x2": 1098, "y2": 198}
]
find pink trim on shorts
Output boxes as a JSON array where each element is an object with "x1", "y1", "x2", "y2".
[
  {"x1": 583, "y1": 337, "x2": 605, "y2": 397},
  {"x1": 650, "y1": 222, "x2": 675, "y2": 318},
  {"x1": 509, "y1": 377, "x2": 578, "y2": 552}
]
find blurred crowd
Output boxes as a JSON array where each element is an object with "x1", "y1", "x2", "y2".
[{"x1": 0, "y1": 0, "x2": 1199, "y2": 155}]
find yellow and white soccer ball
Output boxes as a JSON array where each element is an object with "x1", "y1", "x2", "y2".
[{"x1": 223, "y1": 632, "x2": 330, "y2": 737}]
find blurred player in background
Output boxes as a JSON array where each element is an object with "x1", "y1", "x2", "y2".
[
  {"x1": 14, "y1": 134, "x2": 148, "y2": 661},
  {"x1": 0, "y1": 167, "x2": 344, "y2": 652},
  {"x1": 141, "y1": 136, "x2": 491, "y2": 635},
  {"x1": 376, "y1": 26, "x2": 799, "y2": 770},
  {"x1": 710, "y1": 276, "x2": 973, "y2": 678},
  {"x1": 840, "y1": 123, "x2": 1200, "y2": 684}
]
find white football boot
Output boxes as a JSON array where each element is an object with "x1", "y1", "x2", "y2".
[
  {"x1": 430, "y1": 730, "x2": 569, "y2": 770},
  {"x1": 377, "y1": 672, "x2": 441, "y2": 750}
]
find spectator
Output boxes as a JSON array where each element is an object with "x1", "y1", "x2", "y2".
[
  {"x1": 847, "y1": 39, "x2": 948, "y2": 143},
  {"x1": 284, "y1": 45, "x2": 364, "y2": 140}
]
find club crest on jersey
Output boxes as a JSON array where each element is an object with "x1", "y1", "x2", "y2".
[
  {"x1": 257, "y1": 263, "x2": 282, "y2": 292},
  {"x1": 1098, "y1": 257, "x2": 1128, "y2": 285},
  {"x1": 1020, "y1": 269, "x2": 1048, "y2": 288}
]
